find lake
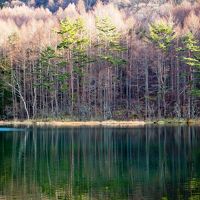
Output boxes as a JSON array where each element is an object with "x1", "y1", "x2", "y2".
[{"x1": 0, "y1": 126, "x2": 200, "y2": 200}]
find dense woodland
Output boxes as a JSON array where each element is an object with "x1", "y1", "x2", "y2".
[{"x1": 1, "y1": 0, "x2": 200, "y2": 120}]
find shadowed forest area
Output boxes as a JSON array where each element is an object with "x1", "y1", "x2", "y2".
[{"x1": 1, "y1": 0, "x2": 200, "y2": 120}]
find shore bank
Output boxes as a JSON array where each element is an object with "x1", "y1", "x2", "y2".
[
  {"x1": 0, "y1": 119, "x2": 200, "y2": 127},
  {"x1": 0, "y1": 120, "x2": 145, "y2": 127}
]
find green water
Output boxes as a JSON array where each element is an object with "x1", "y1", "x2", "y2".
[{"x1": 0, "y1": 126, "x2": 200, "y2": 200}]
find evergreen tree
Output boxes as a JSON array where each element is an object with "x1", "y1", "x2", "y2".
[
  {"x1": 95, "y1": 17, "x2": 126, "y2": 66},
  {"x1": 148, "y1": 21, "x2": 175, "y2": 118},
  {"x1": 149, "y1": 21, "x2": 175, "y2": 52},
  {"x1": 0, "y1": 56, "x2": 12, "y2": 118},
  {"x1": 56, "y1": 17, "x2": 92, "y2": 114},
  {"x1": 57, "y1": 17, "x2": 92, "y2": 75},
  {"x1": 95, "y1": 17, "x2": 127, "y2": 119},
  {"x1": 182, "y1": 32, "x2": 200, "y2": 97}
]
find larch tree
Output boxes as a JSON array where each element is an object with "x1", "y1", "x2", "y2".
[{"x1": 7, "y1": 33, "x2": 30, "y2": 120}]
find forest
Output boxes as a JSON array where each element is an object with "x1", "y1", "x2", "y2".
[{"x1": 1, "y1": 0, "x2": 200, "y2": 120}]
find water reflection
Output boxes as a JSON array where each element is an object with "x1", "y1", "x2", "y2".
[{"x1": 0, "y1": 126, "x2": 200, "y2": 200}]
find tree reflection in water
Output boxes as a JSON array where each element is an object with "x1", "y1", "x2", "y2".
[{"x1": 0, "y1": 126, "x2": 200, "y2": 200}]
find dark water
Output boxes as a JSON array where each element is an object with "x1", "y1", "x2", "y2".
[{"x1": 0, "y1": 126, "x2": 200, "y2": 200}]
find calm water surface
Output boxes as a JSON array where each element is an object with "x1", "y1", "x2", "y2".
[{"x1": 0, "y1": 126, "x2": 200, "y2": 200}]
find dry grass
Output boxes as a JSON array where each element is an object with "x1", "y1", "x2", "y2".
[
  {"x1": 0, "y1": 120, "x2": 145, "y2": 127},
  {"x1": 1, "y1": 119, "x2": 200, "y2": 127},
  {"x1": 187, "y1": 119, "x2": 200, "y2": 124}
]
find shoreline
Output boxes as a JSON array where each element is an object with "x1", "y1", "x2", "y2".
[
  {"x1": 0, "y1": 120, "x2": 145, "y2": 127},
  {"x1": 0, "y1": 119, "x2": 200, "y2": 127}
]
